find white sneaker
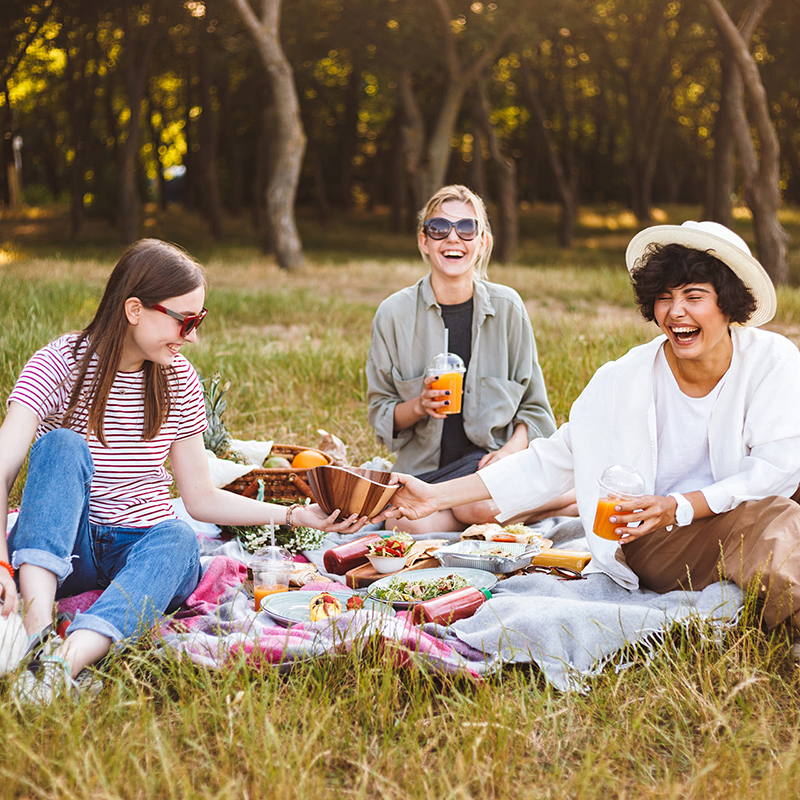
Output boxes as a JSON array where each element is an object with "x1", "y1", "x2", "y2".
[
  {"x1": 12, "y1": 655, "x2": 81, "y2": 707},
  {"x1": 0, "y1": 612, "x2": 28, "y2": 676}
]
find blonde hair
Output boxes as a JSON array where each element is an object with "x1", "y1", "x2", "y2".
[{"x1": 417, "y1": 185, "x2": 494, "y2": 280}]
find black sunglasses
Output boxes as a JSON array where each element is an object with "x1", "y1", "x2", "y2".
[
  {"x1": 423, "y1": 217, "x2": 479, "y2": 241},
  {"x1": 526, "y1": 565, "x2": 585, "y2": 581},
  {"x1": 148, "y1": 304, "x2": 208, "y2": 337}
]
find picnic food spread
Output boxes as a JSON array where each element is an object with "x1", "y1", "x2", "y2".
[{"x1": 309, "y1": 592, "x2": 343, "y2": 621}]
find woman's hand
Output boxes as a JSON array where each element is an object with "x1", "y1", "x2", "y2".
[
  {"x1": 372, "y1": 473, "x2": 442, "y2": 523},
  {"x1": 477, "y1": 442, "x2": 521, "y2": 469},
  {"x1": 0, "y1": 569, "x2": 17, "y2": 617},
  {"x1": 477, "y1": 423, "x2": 529, "y2": 469},
  {"x1": 612, "y1": 494, "x2": 677, "y2": 543},
  {"x1": 294, "y1": 504, "x2": 368, "y2": 534},
  {"x1": 418, "y1": 375, "x2": 451, "y2": 419}
]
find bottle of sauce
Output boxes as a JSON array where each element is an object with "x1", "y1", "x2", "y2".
[
  {"x1": 410, "y1": 587, "x2": 492, "y2": 626},
  {"x1": 322, "y1": 534, "x2": 384, "y2": 574}
]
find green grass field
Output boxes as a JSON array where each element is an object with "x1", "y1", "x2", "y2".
[{"x1": 2, "y1": 203, "x2": 800, "y2": 798}]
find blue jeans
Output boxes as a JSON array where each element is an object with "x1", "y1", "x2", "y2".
[{"x1": 8, "y1": 429, "x2": 200, "y2": 642}]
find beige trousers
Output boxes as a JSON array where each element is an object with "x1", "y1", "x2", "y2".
[{"x1": 623, "y1": 496, "x2": 800, "y2": 631}]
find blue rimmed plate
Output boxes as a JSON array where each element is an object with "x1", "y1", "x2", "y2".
[{"x1": 262, "y1": 590, "x2": 395, "y2": 627}]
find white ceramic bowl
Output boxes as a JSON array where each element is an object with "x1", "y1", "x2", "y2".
[{"x1": 367, "y1": 554, "x2": 408, "y2": 574}]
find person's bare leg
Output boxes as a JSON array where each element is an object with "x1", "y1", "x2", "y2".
[
  {"x1": 18, "y1": 564, "x2": 58, "y2": 637},
  {"x1": 453, "y1": 499, "x2": 500, "y2": 526},
  {"x1": 453, "y1": 490, "x2": 580, "y2": 527},
  {"x1": 393, "y1": 509, "x2": 465, "y2": 534},
  {"x1": 58, "y1": 629, "x2": 112, "y2": 677}
]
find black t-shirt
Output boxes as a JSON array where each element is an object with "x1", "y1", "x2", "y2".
[{"x1": 439, "y1": 298, "x2": 474, "y2": 468}]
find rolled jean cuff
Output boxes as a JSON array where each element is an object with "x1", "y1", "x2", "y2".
[
  {"x1": 11, "y1": 548, "x2": 75, "y2": 583},
  {"x1": 67, "y1": 611, "x2": 124, "y2": 643}
]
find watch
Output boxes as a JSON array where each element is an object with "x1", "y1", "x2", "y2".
[{"x1": 668, "y1": 492, "x2": 694, "y2": 527}]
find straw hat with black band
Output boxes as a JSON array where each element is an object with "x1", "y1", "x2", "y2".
[{"x1": 624, "y1": 220, "x2": 777, "y2": 328}]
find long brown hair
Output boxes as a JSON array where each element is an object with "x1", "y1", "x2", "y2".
[{"x1": 62, "y1": 239, "x2": 207, "y2": 445}]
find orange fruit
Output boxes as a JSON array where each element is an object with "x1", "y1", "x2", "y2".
[{"x1": 291, "y1": 449, "x2": 328, "y2": 469}]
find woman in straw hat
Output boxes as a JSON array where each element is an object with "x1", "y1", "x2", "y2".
[{"x1": 377, "y1": 221, "x2": 800, "y2": 643}]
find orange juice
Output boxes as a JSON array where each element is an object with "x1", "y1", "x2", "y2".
[
  {"x1": 430, "y1": 371, "x2": 464, "y2": 415},
  {"x1": 593, "y1": 496, "x2": 622, "y2": 540},
  {"x1": 255, "y1": 583, "x2": 289, "y2": 611}
]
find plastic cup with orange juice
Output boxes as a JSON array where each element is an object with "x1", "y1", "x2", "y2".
[
  {"x1": 425, "y1": 352, "x2": 466, "y2": 415},
  {"x1": 592, "y1": 464, "x2": 646, "y2": 541},
  {"x1": 250, "y1": 546, "x2": 293, "y2": 611}
]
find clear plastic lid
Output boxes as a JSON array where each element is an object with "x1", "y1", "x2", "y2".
[
  {"x1": 597, "y1": 464, "x2": 646, "y2": 498},
  {"x1": 426, "y1": 352, "x2": 466, "y2": 374},
  {"x1": 252, "y1": 545, "x2": 292, "y2": 564}
]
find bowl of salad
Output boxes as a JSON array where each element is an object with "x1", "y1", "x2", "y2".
[{"x1": 366, "y1": 533, "x2": 414, "y2": 573}]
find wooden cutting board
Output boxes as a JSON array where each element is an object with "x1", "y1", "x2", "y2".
[{"x1": 345, "y1": 557, "x2": 442, "y2": 589}]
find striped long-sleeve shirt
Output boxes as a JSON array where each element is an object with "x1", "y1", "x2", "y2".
[{"x1": 8, "y1": 333, "x2": 207, "y2": 527}]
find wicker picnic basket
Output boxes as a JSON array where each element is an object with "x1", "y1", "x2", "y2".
[{"x1": 221, "y1": 443, "x2": 333, "y2": 502}]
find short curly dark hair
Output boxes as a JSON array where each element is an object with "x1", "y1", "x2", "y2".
[{"x1": 630, "y1": 243, "x2": 757, "y2": 324}]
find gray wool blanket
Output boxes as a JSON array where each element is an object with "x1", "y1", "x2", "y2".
[{"x1": 444, "y1": 571, "x2": 742, "y2": 691}]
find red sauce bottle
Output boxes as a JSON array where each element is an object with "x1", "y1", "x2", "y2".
[
  {"x1": 410, "y1": 587, "x2": 492, "y2": 626},
  {"x1": 322, "y1": 534, "x2": 384, "y2": 574}
]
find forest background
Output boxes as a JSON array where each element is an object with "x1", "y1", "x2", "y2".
[{"x1": 2, "y1": 0, "x2": 799, "y2": 278}]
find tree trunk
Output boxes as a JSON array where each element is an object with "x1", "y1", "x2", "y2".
[
  {"x1": 424, "y1": 80, "x2": 468, "y2": 198},
  {"x1": 705, "y1": 53, "x2": 736, "y2": 227},
  {"x1": 118, "y1": 1, "x2": 158, "y2": 244},
  {"x1": 628, "y1": 105, "x2": 666, "y2": 223},
  {"x1": 397, "y1": 69, "x2": 426, "y2": 218},
  {"x1": 400, "y1": 0, "x2": 516, "y2": 205},
  {"x1": 64, "y1": 29, "x2": 99, "y2": 238},
  {"x1": 466, "y1": 118, "x2": 488, "y2": 202},
  {"x1": 389, "y1": 116, "x2": 410, "y2": 233},
  {"x1": 473, "y1": 76, "x2": 517, "y2": 263},
  {"x1": 706, "y1": 4, "x2": 763, "y2": 227},
  {"x1": 229, "y1": 0, "x2": 306, "y2": 270},
  {"x1": 220, "y1": 74, "x2": 244, "y2": 215},
  {"x1": 197, "y1": 45, "x2": 223, "y2": 239},
  {"x1": 146, "y1": 100, "x2": 166, "y2": 212},
  {"x1": 521, "y1": 60, "x2": 578, "y2": 248},
  {"x1": 706, "y1": 0, "x2": 789, "y2": 283},
  {"x1": 310, "y1": 143, "x2": 331, "y2": 224},
  {"x1": 339, "y1": 57, "x2": 362, "y2": 208}
]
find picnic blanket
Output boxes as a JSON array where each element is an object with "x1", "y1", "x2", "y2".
[{"x1": 153, "y1": 520, "x2": 743, "y2": 691}]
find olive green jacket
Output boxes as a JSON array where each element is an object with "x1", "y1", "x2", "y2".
[{"x1": 366, "y1": 274, "x2": 556, "y2": 475}]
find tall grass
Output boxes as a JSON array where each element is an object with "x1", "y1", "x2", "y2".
[{"x1": 3, "y1": 204, "x2": 800, "y2": 797}]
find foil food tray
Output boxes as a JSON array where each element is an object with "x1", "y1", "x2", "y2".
[{"x1": 432, "y1": 539, "x2": 543, "y2": 574}]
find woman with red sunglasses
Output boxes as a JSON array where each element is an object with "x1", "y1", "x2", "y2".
[
  {"x1": 366, "y1": 185, "x2": 577, "y2": 533},
  {"x1": 0, "y1": 238, "x2": 366, "y2": 704}
]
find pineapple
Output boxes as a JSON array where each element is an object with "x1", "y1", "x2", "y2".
[{"x1": 200, "y1": 372, "x2": 233, "y2": 457}]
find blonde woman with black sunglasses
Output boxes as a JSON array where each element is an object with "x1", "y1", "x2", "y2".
[{"x1": 366, "y1": 185, "x2": 577, "y2": 534}]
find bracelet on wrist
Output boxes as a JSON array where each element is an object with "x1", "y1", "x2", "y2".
[
  {"x1": 285, "y1": 503, "x2": 301, "y2": 529},
  {"x1": 0, "y1": 560, "x2": 14, "y2": 579}
]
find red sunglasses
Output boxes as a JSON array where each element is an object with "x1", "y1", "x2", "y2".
[{"x1": 148, "y1": 304, "x2": 208, "y2": 337}]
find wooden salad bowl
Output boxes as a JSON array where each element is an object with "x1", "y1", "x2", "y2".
[{"x1": 307, "y1": 465, "x2": 399, "y2": 522}]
